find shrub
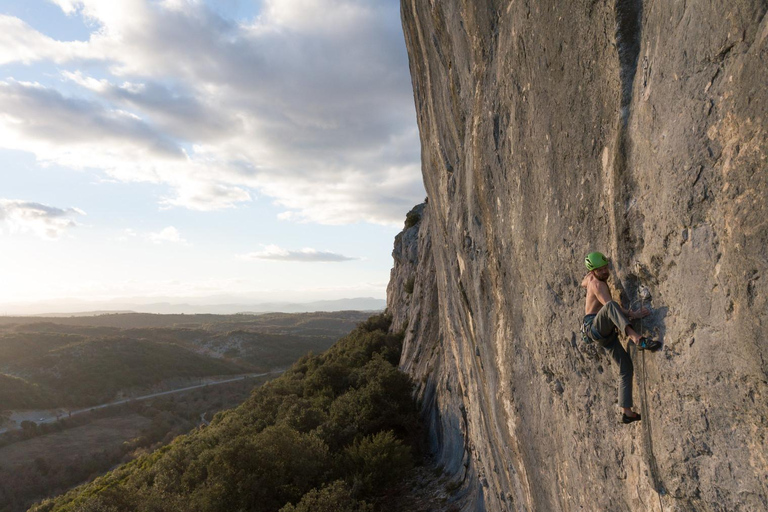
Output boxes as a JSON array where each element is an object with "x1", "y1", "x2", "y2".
[
  {"x1": 404, "y1": 211, "x2": 421, "y2": 229},
  {"x1": 276, "y1": 396, "x2": 328, "y2": 433},
  {"x1": 302, "y1": 361, "x2": 352, "y2": 398},
  {"x1": 357, "y1": 313, "x2": 392, "y2": 334},
  {"x1": 279, "y1": 480, "x2": 372, "y2": 512},
  {"x1": 193, "y1": 425, "x2": 331, "y2": 512},
  {"x1": 322, "y1": 355, "x2": 417, "y2": 450},
  {"x1": 20, "y1": 420, "x2": 38, "y2": 431},
  {"x1": 404, "y1": 277, "x2": 415, "y2": 294},
  {"x1": 343, "y1": 431, "x2": 413, "y2": 497}
]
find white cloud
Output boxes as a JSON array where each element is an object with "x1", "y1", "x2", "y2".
[
  {"x1": 259, "y1": 0, "x2": 373, "y2": 34},
  {"x1": 238, "y1": 244, "x2": 356, "y2": 262},
  {"x1": 0, "y1": 15, "x2": 89, "y2": 65},
  {"x1": 148, "y1": 226, "x2": 186, "y2": 244},
  {"x1": 0, "y1": 199, "x2": 85, "y2": 239},
  {"x1": 48, "y1": 0, "x2": 82, "y2": 15},
  {"x1": 0, "y1": 0, "x2": 424, "y2": 225},
  {"x1": 61, "y1": 71, "x2": 241, "y2": 141},
  {"x1": 160, "y1": 181, "x2": 252, "y2": 211},
  {"x1": 0, "y1": 80, "x2": 184, "y2": 159}
]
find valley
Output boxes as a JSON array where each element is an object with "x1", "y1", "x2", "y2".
[{"x1": 0, "y1": 311, "x2": 373, "y2": 512}]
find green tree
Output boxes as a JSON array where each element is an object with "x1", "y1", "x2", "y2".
[
  {"x1": 194, "y1": 425, "x2": 330, "y2": 512},
  {"x1": 279, "y1": 480, "x2": 372, "y2": 512},
  {"x1": 343, "y1": 431, "x2": 413, "y2": 497}
]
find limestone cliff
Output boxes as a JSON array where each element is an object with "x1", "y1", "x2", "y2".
[{"x1": 388, "y1": 1, "x2": 768, "y2": 510}]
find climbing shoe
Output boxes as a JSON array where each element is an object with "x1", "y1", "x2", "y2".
[
  {"x1": 637, "y1": 337, "x2": 661, "y2": 351},
  {"x1": 622, "y1": 412, "x2": 641, "y2": 424}
]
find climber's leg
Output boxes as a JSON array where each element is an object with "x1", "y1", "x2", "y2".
[
  {"x1": 593, "y1": 300, "x2": 631, "y2": 338},
  {"x1": 601, "y1": 336, "x2": 634, "y2": 409}
]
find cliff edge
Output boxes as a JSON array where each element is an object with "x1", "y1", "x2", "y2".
[{"x1": 388, "y1": 1, "x2": 768, "y2": 510}]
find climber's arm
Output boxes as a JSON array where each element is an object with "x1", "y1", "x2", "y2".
[
  {"x1": 618, "y1": 303, "x2": 637, "y2": 319},
  {"x1": 591, "y1": 280, "x2": 650, "y2": 319},
  {"x1": 627, "y1": 306, "x2": 651, "y2": 319}
]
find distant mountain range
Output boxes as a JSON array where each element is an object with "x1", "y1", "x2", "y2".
[{"x1": 10, "y1": 297, "x2": 386, "y2": 317}]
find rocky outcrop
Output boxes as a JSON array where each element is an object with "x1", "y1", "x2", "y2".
[{"x1": 388, "y1": 1, "x2": 768, "y2": 511}]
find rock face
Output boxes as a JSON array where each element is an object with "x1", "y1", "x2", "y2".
[{"x1": 388, "y1": 1, "x2": 768, "y2": 510}]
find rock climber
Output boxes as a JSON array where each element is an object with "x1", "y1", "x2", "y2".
[{"x1": 580, "y1": 251, "x2": 660, "y2": 424}]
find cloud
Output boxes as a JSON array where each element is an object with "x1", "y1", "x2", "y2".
[
  {"x1": 0, "y1": 14, "x2": 89, "y2": 65},
  {"x1": 0, "y1": 199, "x2": 85, "y2": 239},
  {"x1": 0, "y1": 79, "x2": 184, "y2": 160},
  {"x1": 148, "y1": 226, "x2": 187, "y2": 244},
  {"x1": 238, "y1": 244, "x2": 357, "y2": 262},
  {"x1": 62, "y1": 71, "x2": 240, "y2": 141},
  {"x1": 260, "y1": 0, "x2": 373, "y2": 33},
  {"x1": 159, "y1": 181, "x2": 251, "y2": 211},
  {"x1": 0, "y1": 0, "x2": 424, "y2": 224}
]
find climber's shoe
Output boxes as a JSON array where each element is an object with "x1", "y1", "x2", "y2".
[
  {"x1": 637, "y1": 337, "x2": 661, "y2": 351},
  {"x1": 622, "y1": 412, "x2": 641, "y2": 424}
]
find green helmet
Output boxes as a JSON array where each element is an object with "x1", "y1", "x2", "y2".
[{"x1": 585, "y1": 251, "x2": 609, "y2": 271}]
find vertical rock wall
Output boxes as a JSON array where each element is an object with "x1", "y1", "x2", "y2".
[{"x1": 389, "y1": 1, "x2": 768, "y2": 510}]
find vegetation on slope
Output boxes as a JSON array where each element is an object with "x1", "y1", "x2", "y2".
[
  {"x1": 31, "y1": 314, "x2": 418, "y2": 512},
  {"x1": 0, "y1": 311, "x2": 368, "y2": 333},
  {"x1": 0, "y1": 374, "x2": 52, "y2": 410},
  {"x1": 0, "y1": 312, "x2": 370, "y2": 409},
  {"x1": 0, "y1": 377, "x2": 268, "y2": 512},
  {"x1": 0, "y1": 334, "x2": 246, "y2": 408}
]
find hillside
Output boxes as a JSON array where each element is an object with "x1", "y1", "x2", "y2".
[
  {"x1": 29, "y1": 315, "x2": 422, "y2": 512},
  {"x1": 0, "y1": 312, "x2": 377, "y2": 512},
  {"x1": 0, "y1": 312, "x2": 370, "y2": 409},
  {"x1": 0, "y1": 375, "x2": 50, "y2": 410},
  {"x1": 0, "y1": 311, "x2": 367, "y2": 332},
  {"x1": 0, "y1": 332, "x2": 245, "y2": 409},
  {"x1": 389, "y1": 1, "x2": 768, "y2": 511}
]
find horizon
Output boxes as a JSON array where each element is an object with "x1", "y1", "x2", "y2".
[
  {"x1": 0, "y1": 0, "x2": 422, "y2": 308},
  {"x1": 0, "y1": 295, "x2": 387, "y2": 316}
]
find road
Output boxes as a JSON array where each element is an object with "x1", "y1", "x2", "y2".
[{"x1": 0, "y1": 371, "x2": 281, "y2": 435}]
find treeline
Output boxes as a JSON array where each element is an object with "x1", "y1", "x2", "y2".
[
  {"x1": 0, "y1": 311, "x2": 369, "y2": 332},
  {"x1": 31, "y1": 314, "x2": 420, "y2": 512}
]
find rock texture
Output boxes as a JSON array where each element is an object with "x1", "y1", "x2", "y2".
[{"x1": 388, "y1": 1, "x2": 768, "y2": 510}]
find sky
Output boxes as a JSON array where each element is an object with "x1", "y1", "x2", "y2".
[{"x1": 0, "y1": 0, "x2": 424, "y2": 313}]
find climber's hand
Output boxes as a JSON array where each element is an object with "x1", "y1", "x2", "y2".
[{"x1": 632, "y1": 307, "x2": 651, "y2": 319}]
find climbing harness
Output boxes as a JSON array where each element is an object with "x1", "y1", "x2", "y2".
[
  {"x1": 580, "y1": 315, "x2": 595, "y2": 344},
  {"x1": 581, "y1": 313, "x2": 619, "y2": 344}
]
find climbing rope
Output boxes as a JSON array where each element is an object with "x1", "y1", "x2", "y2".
[{"x1": 631, "y1": 287, "x2": 665, "y2": 511}]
